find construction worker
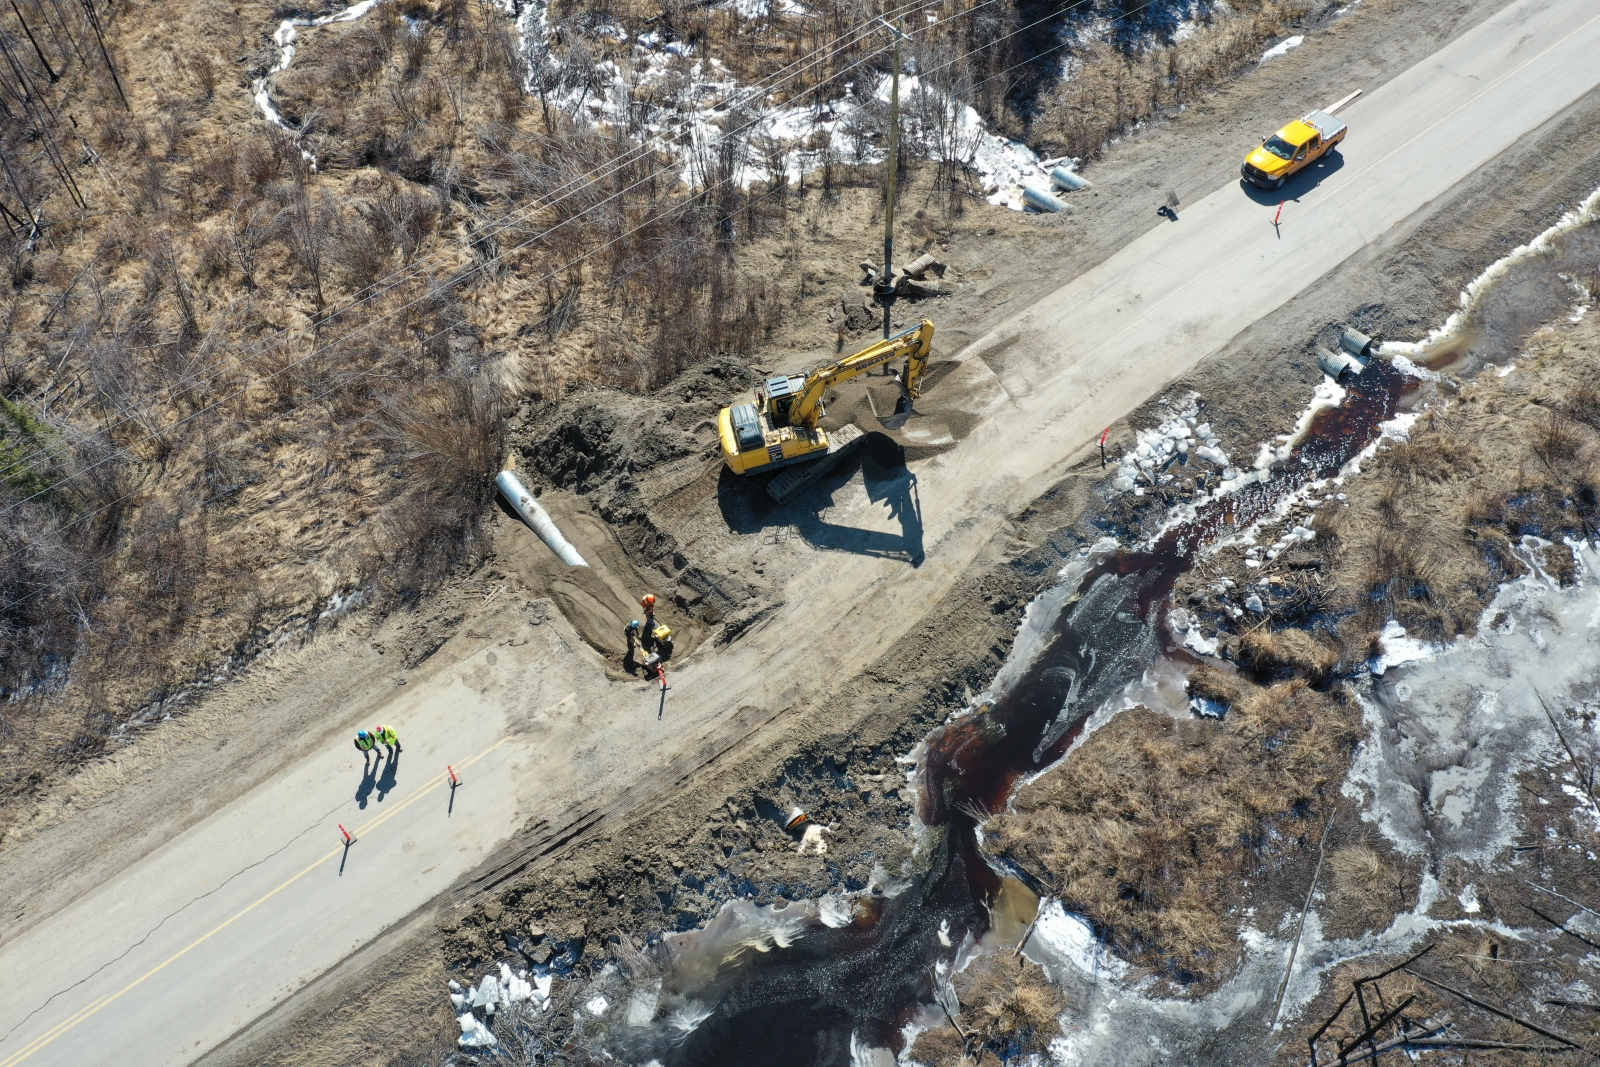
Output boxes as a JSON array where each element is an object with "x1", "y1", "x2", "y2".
[
  {"x1": 354, "y1": 729, "x2": 377, "y2": 765},
  {"x1": 640, "y1": 595, "x2": 660, "y2": 653},
  {"x1": 375, "y1": 724, "x2": 401, "y2": 757},
  {"x1": 623, "y1": 620, "x2": 643, "y2": 672}
]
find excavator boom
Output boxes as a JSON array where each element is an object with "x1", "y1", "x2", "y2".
[
  {"x1": 718, "y1": 319, "x2": 935, "y2": 478},
  {"x1": 789, "y1": 320, "x2": 934, "y2": 429}
]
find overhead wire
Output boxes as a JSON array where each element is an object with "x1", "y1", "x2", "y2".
[
  {"x1": 0, "y1": 0, "x2": 971, "y2": 485},
  {"x1": 0, "y1": 0, "x2": 1194, "y2": 610}
]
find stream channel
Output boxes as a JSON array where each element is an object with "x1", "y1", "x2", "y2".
[{"x1": 546, "y1": 210, "x2": 1600, "y2": 1067}]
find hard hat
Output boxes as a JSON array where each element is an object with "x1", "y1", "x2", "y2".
[
  {"x1": 628, "y1": 619, "x2": 641, "y2": 630},
  {"x1": 641, "y1": 594, "x2": 657, "y2": 609},
  {"x1": 653, "y1": 625, "x2": 673, "y2": 641},
  {"x1": 357, "y1": 730, "x2": 369, "y2": 739}
]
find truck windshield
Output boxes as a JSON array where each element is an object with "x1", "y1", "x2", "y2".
[{"x1": 1262, "y1": 135, "x2": 1297, "y2": 161}]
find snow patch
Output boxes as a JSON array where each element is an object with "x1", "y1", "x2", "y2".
[
  {"x1": 1385, "y1": 182, "x2": 1600, "y2": 361},
  {"x1": 1369, "y1": 620, "x2": 1437, "y2": 676},
  {"x1": 1028, "y1": 899, "x2": 1128, "y2": 979},
  {"x1": 1259, "y1": 35, "x2": 1304, "y2": 61}
]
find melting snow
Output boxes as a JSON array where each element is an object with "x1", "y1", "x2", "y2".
[
  {"x1": 457, "y1": 1012, "x2": 497, "y2": 1048},
  {"x1": 1369, "y1": 620, "x2": 1436, "y2": 675},
  {"x1": 1258, "y1": 35, "x2": 1305, "y2": 62},
  {"x1": 1386, "y1": 182, "x2": 1600, "y2": 361},
  {"x1": 1028, "y1": 899, "x2": 1128, "y2": 980}
]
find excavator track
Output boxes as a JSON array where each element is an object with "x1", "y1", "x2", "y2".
[{"x1": 766, "y1": 424, "x2": 864, "y2": 502}]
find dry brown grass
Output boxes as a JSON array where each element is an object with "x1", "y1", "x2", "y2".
[
  {"x1": 1311, "y1": 318, "x2": 1600, "y2": 649},
  {"x1": 1237, "y1": 627, "x2": 1340, "y2": 682},
  {"x1": 1030, "y1": 0, "x2": 1316, "y2": 160},
  {"x1": 989, "y1": 679, "x2": 1360, "y2": 988},
  {"x1": 1186, "y1": 662, "x2": 1247, "y2": 706},
  {"x1": 908, "y1": 951, "x2": 1067, "y2": 1066}
]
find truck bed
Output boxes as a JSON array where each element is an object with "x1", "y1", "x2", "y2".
[{"x1": 1304, "y1": 110, "x2": 1348, "y2": 141}]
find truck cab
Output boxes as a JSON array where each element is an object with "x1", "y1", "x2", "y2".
[{"x1": 1241, "y1": 110, "x2": 1346, "y2": 189}]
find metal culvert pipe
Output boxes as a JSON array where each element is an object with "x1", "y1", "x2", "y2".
[
  {"x1": 495, "y1": 470, "x2": 588, "y2": 567},
  {"x1": 1050, "y1": 166, "x2": 1092, "y2": 192},
  {"x1": 1339, "y1": 327, "x2": 1375, "y2": 358},
  {"x1": 1316, "y1": 345, "x2": 1365, "y2": 380},
  {"x1": 1022, "y1": 185, "x2": 1067, "y2": 213}
]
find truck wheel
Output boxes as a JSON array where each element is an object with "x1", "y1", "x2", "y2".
[{"x1": 1273, "y1": 176, "x2": 1286, "y2": 190}]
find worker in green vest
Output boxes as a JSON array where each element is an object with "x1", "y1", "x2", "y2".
[
  {"x1": 354, "y1": 729, "x2": 377, "y2": 765},
  {"x1": 375, "y1": 725, "x2": 401, "y2": 757}
]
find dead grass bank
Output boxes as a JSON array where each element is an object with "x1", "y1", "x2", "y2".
[{"x1": 988, "y1": 679, "x2": 1360, "y2": 989}]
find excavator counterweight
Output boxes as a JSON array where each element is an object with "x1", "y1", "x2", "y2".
[{"x1": 717, "y1": 320, "x2": 935, "y2": 486}]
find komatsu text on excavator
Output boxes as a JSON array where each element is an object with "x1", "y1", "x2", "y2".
[{"x1": 718, "y1": 320, "x2": 934, "y2": 492}]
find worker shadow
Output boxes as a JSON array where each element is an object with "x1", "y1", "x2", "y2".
[
  {"x1": 376, "y1": 751, "x2": 401, "y2": 802},
  {"x1": 355, "y1": 759, "x2": 379, "y2": 810},
  {"x1": 1239, "y1": 150, "x2": 1346, "y2": 205},
  {"x1": 715, "y1": 434, "x2": 925, "y2": 565}
]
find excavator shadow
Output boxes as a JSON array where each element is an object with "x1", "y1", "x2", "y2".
[{"x1": 716, "y1": 433, "x2": 925, "y2": 566}]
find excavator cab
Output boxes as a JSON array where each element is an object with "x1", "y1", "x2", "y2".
[
  {"x1": 717, "y1": 319, "x2": 934, "y2": 478},
  {"x1": 762, "y1": 374, "x2": 808, "y2": 428}
]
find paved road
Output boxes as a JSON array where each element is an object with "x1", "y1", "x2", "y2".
[{"x1": 3, "y1": 0, "x2": 1600, "y2": 1062}]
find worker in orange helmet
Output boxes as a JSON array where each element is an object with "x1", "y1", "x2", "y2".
[{"x1": 639, "y1": 594, "x2": 660, "y2": 653}]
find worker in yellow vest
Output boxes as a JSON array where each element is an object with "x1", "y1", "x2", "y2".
[
  {"x1": 353, "y1": 729, "x2": 377, "y2": 765},
  {"x1": 375, "y1": 725, "x2": 401, "y2": 757}
]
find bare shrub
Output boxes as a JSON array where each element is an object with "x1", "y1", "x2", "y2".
[
  {"x1": 331, "y1": 201, "x2": 400, "y2": 292},
  {"x1": 1532, "y1": 408, "x2": 1584, "y2": 469},
  {"x1": 909, "y1": 952, "x2": 1066, "y2": 1065},
  {"x1": 370, "y1": 370, "x2": 505, "y2": 598},
  {"x1": 1033, "y1": 0, "x2": 1315, "y2": 161},
  {"x1": 1563, "y1": 375, "x2": 1600, "y2": 434},
  {"x1": 227, "y1": 200, "x2": 281, "y2": 289},
  {"x1": 399, "y1": 20, "x2": 431, "y2": 80}
]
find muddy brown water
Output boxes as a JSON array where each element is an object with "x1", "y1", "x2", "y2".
[{"x1": 555, "y1": 220, "x2": 1600, "y2": 1065}]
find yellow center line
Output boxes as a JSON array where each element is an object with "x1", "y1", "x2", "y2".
[{"x1": 0, "y1": 738, "x2": 509, "y2": 1067}]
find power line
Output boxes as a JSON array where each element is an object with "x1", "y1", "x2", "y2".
[
  {"x1": 0, "y1": 0, "x2": 964, "y2": 485},
  {"x1": 2, "y1": 0, "x2": 1202, "y2": 608},
  {"x1": 0, "y1": 0, "x2": 986, "y2": 569}
]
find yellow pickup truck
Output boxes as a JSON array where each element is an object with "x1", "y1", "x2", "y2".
[{"x1": 1241, "y1": 110, "x2": 1347, "y2": 190}]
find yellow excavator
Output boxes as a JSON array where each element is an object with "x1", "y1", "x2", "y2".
[{"x1": 718, "y1": 320, "x2": 934, "y2": 499}]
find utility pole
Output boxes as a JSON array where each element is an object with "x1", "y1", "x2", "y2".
[{"x1": 876, "y1": 14, "x2": 906, "y2": 340}]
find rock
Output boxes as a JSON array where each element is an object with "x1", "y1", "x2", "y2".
[
  {"x1": 531, "y1": 945, "x2": 553, "y2": 964},
  {"x1": 484, "y1": 901, "x2": 504, "y2": 921},
  {"x1": 526, "y1": 923, "x2": 546, "y2": 941}
]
